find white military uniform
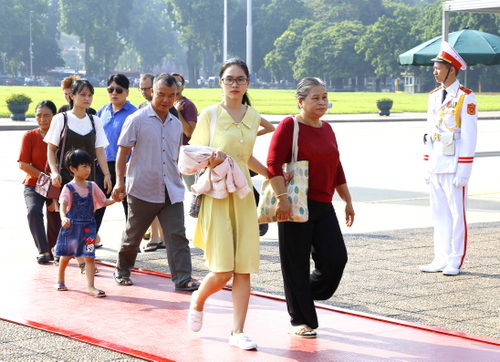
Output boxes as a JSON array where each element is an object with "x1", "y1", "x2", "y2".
[{"x1": 424, "y1": 79, "x2": 477, "y2": 270}]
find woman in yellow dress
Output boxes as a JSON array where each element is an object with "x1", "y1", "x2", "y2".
[{"x1": 187, "y1": 58, "x2": 267, "y2": 350}]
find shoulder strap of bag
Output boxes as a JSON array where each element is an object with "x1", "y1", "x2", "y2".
[
  {"x1": 209, "y1": 105, "x2": 217, "y2": 147},
  {"x1": 88, "y1": 113, "x2": 96, "y2": 134},
  {"x1": 291, "y1": 117, "x2": 300, "y2": 163},
  {"x1": 57, "y1": 112, "x2": 70, "y2": 172}
]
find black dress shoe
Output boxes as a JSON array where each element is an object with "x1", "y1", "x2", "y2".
[{"x1": 36, "y1": 255, "x2": 49, "y2": 265}]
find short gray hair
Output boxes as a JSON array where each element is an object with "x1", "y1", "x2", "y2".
[
  {"x1": 295, "y1": 77, "x2": 326, "y2": 100},
  {"x1": 153, "y1": 73, "x2": 176, "y2": 88}
]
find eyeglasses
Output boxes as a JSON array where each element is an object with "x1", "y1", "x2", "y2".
[
  {"x1": 107, "y1": 86, "x2": 125, "y2": 94},
  {"x1": 221, "y1": 77, "x2": 248, "y2": 85},
  {"x1": 139, "y1": 87, "x2": 152, "y2": 92}
]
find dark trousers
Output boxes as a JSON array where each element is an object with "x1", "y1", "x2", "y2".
[
  {"x1": 95, "y1": 161, "x2": 128, "y2": 232},
  {"x1": 23, "y1": 185, "x2": 61, "y2": 255},
  {"x1": 278, "y1": 199, "x2": 348, "y2": 329},
  {"x1": 115, "y1": 192, "x2": 193, "y2": 286}
]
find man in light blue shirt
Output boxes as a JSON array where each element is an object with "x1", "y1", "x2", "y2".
[
  {"x1": 94, "y1": 74, "x2": 138, "y2": 246},
  {"x1": 111, "y1": 73, "x2": 199, "y2": 291}
]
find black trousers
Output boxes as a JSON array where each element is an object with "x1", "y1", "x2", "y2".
[
  {"x1": 94, "y1": 161, "x2": 128, "y2": 232},
  {"x1": 278, "y1": 198, "x2": 348, "y2": 329},
  {"x1": 23, "y1": 185, "x2": 61, "y2": 255}
]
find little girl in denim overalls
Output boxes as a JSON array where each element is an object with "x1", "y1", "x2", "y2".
[
  {"x1": 56, "y1": 182, "x2": 97, "y2": 259},
  {"x1": 54, "y1": 149, "x2": 117, "y2": 297}
]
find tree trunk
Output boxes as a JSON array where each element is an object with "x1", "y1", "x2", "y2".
[
  {"x1": 186, "y1": 45, "x2": 197, "y2": 88},
  {"x1": 85, "y1": 34, "x2": 91, "y2": 75}
]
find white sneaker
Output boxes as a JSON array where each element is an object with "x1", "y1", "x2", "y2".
[
  {"x1": 442, "y1": 266, "x2": 461, "y2": 276},
  {"x1": 418, "y1": 262, "x2": 446, "y2": 273},
  {"x1": 229, "y1": 332, "x2": 257, "y2": 350},
  {"x1": 188, "y1": 308, "x2": 203, "y2": 332}
]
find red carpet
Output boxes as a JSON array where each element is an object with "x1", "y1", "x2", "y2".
[{"x1": 2, "y1": 260, "x2": 500, "y2": 362}]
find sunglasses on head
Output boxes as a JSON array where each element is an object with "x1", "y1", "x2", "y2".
[
  {"x1": 176, "y1": 81, "x2": 183, "y2": 86},
  {"x1": 107, "y1": 86, "x2": 125, "y2": 94}
]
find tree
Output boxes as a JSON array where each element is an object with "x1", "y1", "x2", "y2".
[
  {"x1": 59, "y1": 0, "x2": 133, "y2": 76},
  {"x1": 264, "y1": 19, "x2": 314, "y2": 81},
  {"x1": 35, "y1": 0, "x2": 65, "y2": 73},
  {"x1": 293, "y1": 21, "x2": 370, "y2": 84},
  {"x1": 416, "y1": 3, "x2": 500, "y2": 41},
  {"x1": 355, "y1": 4, "x2": 420, "y2": 78},
  {"x1": 309, "y1": 0, "x2": 387, "y2": 25},
  {"x1": 253, "y1": 0, "x2": 309, "y2": 74},
  {"x1": 0, "y1": 0, "x2": 63, "y2": 76},
  {"x1": 165, "y1": 0, "x2": 228, "y2": 83},
  {"x1": 227, "y1": 0, "x2": 268, "y2": 62},
  {"x1": 122, "y1": 1, "x2": 183, "y2": 73}
]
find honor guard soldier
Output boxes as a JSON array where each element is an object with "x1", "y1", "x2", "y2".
[{"x1": 420, "y1": 41, "x2": 478, "y2": 276}]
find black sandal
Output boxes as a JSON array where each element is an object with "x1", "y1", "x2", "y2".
[
  {"x1": 143, "y1": 242, "x2": 162, "y2": 252},
  {"x1": 36, "y1": 254, "x2": 50, "y2": 265},
  {"x1": 113, "y1": 271, "x2": 133, "y2": 286},
  {"x1": 175, "y1": 279, "x2": 200, "y2": 291}
]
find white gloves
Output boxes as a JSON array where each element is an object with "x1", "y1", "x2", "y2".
[
  {"x1": 424, "y1": 172, "x2": 431, "y2": 185},
  {"x1": 453, "y1": 176, "x2": 469, "y2": 188}
]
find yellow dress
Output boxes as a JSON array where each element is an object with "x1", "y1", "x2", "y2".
[{"x1": 189, "y1": 104, "x2": 260, "y2": 273}]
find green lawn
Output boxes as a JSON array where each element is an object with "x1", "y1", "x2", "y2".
[{"x1": 1, "y1": 85, "x2": 498, "y2": 118}]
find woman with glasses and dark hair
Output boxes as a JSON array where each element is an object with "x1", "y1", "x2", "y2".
[
  {"x1": 18, "y1": 100, "x2": 62, "y2": 265},
  {"x1": 45, "y1": 79, "x2": 111, "y2": 274},
  {"x1": 186, "y1": 59, "x2": 268, "y2": 350}
]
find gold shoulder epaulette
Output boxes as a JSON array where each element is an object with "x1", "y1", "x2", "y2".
[
  {"x1": 459, "y1": 86, "x2": 473, "y2": 94},
  {"x1": 429, "y1": 86, "x2": 442, "y2": 94}
]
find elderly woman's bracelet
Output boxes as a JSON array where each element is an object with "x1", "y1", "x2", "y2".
[{"x1": 276, "y1": 192, "x2": 288, "y2": 198}]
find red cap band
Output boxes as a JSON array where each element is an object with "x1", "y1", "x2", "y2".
[{"x1": 439, "y1": 51, "x2": 462, "y2": 70}]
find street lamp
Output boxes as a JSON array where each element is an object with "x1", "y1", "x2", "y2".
[
  {"x1": 223, "y1": 0, "x2": 227, "y2": 61},
  {"x1": 246, "y1": 0, "x2": 252, "y2": 75},
  {"x1": 29, "y1": 10, "x2": 33, "y2": 78}
]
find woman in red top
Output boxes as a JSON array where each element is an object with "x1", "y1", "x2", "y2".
[
  {"x1": 267, "y1": 77, "x2": 354, "y2": 338},
  {"x1": 18, "y1": 100, "x2": 61, "y2": 264}
]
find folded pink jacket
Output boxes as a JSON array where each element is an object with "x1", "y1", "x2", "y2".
[{"x1": 178, "y1": 145, "x2": 251, "y2": 199}]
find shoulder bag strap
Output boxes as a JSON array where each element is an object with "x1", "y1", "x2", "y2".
[
  {"x1": 209, "y1": 105, "x2": 217, "y2": 147},
  {"x1": 57, "y1": 112, "x2": 69, "y2": 172},
  {"x1": 291, "y1": 117, "x2": 300, "y2": 163},
  {"x1": 88, "y1": 113, "x2": 96, "y2": 134}
]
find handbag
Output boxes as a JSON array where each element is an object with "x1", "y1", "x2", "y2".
[
  {"x1": 35, "y1": 172, "x2": 61, "y2": 199},
  {"x1": 35, "y1": 113, "x2": 69, "y2": 199},
  {"x1": 257, "y1": 117, "x2": 309, "y2": 224},
  {"x1": 189, "y1": 105, "x2": 217, "y2": 218}
]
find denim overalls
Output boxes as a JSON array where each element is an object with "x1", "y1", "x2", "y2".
[{"x1": 54, "y1": 182, "x2": 96, "y2": 258}]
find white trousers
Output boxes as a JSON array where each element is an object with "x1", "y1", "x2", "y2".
[{"x1": 429, "y1": 173, "x2": 468, "y2": 269}]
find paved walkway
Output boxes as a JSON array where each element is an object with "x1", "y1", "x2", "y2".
[{"x1": 1, "y1": 113, "x2": 499, "y2": 361}]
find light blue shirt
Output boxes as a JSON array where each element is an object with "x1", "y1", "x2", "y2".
[
  {"x1": 118, "y1": 103, "x2": 185, "y2": 204},
  {"x1": 97, "y1": 100, "x2": 138, "y2": 161}
]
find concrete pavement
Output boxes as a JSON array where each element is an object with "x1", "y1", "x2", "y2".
[{"x1": 1, "y1": 113, "x2": 499, "y2": 361}]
